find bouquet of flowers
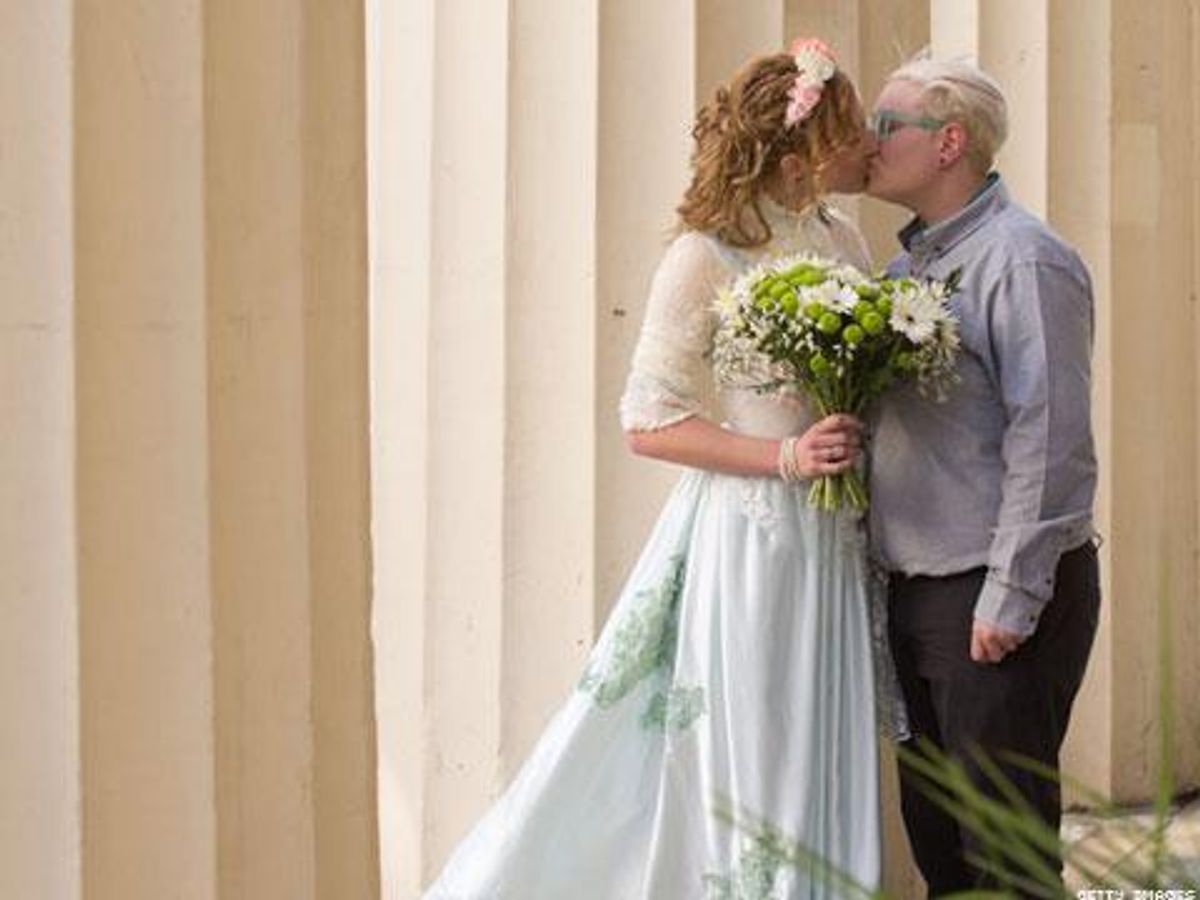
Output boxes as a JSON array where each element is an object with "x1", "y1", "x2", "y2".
[{"x1": 713, "y1": 253, "x2": 961, "y2": 511}]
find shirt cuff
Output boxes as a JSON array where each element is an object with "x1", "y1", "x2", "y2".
[{"x1": 973, "y1": 576, "x2": 1047, "y2": 637}]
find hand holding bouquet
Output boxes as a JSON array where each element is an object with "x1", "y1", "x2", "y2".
[{"x1": 713, "y1": 253, "x2": 961, "y2": 511}]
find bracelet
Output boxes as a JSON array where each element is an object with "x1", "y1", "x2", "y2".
[{"x1": 777, "y1": 436, "x2": 804, "y2": 482}]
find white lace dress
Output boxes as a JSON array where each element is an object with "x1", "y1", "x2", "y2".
[{"x1": 424, "y1": 202, "x2": 882, "y2": 899}]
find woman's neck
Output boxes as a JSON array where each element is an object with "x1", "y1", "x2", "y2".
[{"x1": 764, "y1": 179, "x2": 817, "y2": 214}]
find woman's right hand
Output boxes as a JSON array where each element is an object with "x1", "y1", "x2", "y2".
[{"x1": 793, "y1": 414, "x2": 863, "y2": 478}]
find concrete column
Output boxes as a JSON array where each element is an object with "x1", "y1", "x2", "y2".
[
  {"x1": 596, "y1": 0, "x2": 695, "y2": 616},
  {"x1": 857, "y1": 0, "x2": 930, "y2": 266},
  {"x1": 698, "y1": 0, "x2": 784, "y2": 105},
  {"x1": 928, "y1": 0, "x2": 975, "y2": 58},
  {"x1": 979, "y1": 0, "x2": 1048, "y2": 216},
  {"x1": 368, "y1": 0, "x2": 433, "y2": 893},
  {"x1": 370, "y1": 0, "x2": 515, "y2": 885},
  {"x1": 1047, "y1": 0, "x2": 1114, "y2": 799},
  {"x1": 1106, "y1": 0, "x2": 1200, "y2": 802},
  {"x1": 1189, "y1": 0, "x2": 1200, "y2": 792},
  {"x1": 420, "y1": 0, "x2": 510, "y2": 875},
  {"x1": 0, "y1": 3, "x2": 81, "y2": 899},
  {"x1": 204, "y1": 3, "x2": 316, "y2": 895},
  {"x1": 1155, "y1": 0, "x2": 1200, "y2": 799},
  {"x1": 300, "y1": 3, "x2": 378, "y2": 897},
  {"x1": 785, "y1": 0, "x2": 854, "y2": 65},
  {"x1": 74, "y1": 2, "x2": 217, "y2": 896},
  {"x1": 206, "y1": 1, "x2": 377, "y2": 897},
  {"x1": 502, "y1": 0, "x2": 600, "y2": 766}
]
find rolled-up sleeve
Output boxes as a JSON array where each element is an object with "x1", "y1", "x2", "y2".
[{"x1": 974, "y1": 260, "x2": 1097, "y2": 635}]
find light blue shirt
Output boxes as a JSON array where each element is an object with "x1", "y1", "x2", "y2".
[{"x1": 868, "y1": 175, "x2": 1097, "y2": 636}]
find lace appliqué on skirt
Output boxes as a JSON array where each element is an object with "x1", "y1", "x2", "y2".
[{"x1": 739, "y1": 480, "x2": 782, "y2": 534}]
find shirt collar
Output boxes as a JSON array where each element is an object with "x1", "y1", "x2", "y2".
[{"x1": 897, "y1": 172, "x2": 1006, "y2": 255}]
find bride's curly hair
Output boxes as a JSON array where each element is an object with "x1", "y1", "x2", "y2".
[{"x1": 677, "y1": 53, "x2": 864, "y2": 248}]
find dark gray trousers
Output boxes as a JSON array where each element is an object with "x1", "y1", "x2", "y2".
[{"x1": 888, "y1": 541, "x2": 1100, "y2": 898}]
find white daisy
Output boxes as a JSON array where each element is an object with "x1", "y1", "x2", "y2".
[
  {"x1": 815, "y1": 279, "x2": 859, "y2": 314},
  {"x1": 889, "y1": 285, "x2": 949, "y2": 343}
]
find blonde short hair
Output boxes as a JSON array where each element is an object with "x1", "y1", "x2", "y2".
[{"x1": 888, "y1": 55, "x2": 1008, "y2": 173}]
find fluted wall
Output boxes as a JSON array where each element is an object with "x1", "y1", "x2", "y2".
[
  {"x1": 3, "y1": 2, "x2": 377, "y2": 899},
  {"x1": 3, "y1": 1, "x2": 1198, "y2": 898}
]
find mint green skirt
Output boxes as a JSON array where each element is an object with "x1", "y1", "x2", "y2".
[{"x1": 425, "y1": 470, "x2": 882, "y2": 899}]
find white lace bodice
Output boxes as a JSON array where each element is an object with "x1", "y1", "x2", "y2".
[{"x1": 619, "y1": 201, "x2": 873, "y2": 438}]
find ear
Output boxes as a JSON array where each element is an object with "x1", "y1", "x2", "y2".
[
  {"x1": 779, "y1": 152, "x2": 805, "y2": 182},
  {"x1": 938, "y1": 122, "x2": 968, "y2": 168}
]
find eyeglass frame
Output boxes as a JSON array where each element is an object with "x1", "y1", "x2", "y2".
[{"x1": 868, "y1": 109, "x2": 947, "y2": 142}]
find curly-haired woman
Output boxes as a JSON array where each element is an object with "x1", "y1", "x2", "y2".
[{"x1": 425, "y1": 40, "x2": 884, "y2": 899}]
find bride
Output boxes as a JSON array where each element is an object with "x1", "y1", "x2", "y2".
[{"x1": 425, "y1": 39, "x2": 883, "y2": 899}]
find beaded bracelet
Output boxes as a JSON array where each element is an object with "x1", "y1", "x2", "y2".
[{"x1": 777, "y1": 436, "x2": 805, "y2": 482}]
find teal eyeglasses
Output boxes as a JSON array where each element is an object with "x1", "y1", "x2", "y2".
[{"x1": 868, "y1": 109, "x2": 947, "y2": 141}]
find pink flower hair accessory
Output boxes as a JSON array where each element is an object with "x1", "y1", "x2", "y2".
[{"x1": 785, "y1": 37, "x2": 838, "y2": 127}]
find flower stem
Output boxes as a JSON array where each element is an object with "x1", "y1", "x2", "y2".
[{"x1": 805, "y1": 471, "x2": 869, "y2": 512}]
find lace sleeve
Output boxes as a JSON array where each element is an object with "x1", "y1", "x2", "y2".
[{"x1": 619, "y1": 232, "x2": 728, "y2": 432}]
